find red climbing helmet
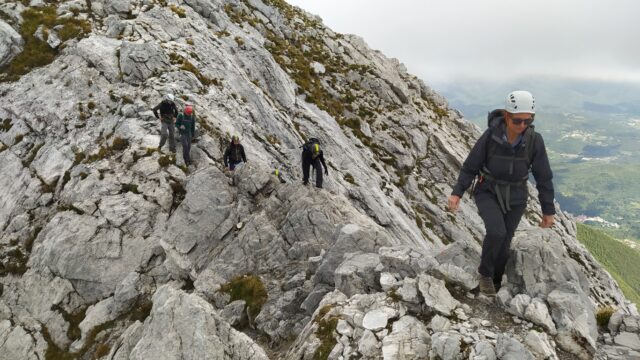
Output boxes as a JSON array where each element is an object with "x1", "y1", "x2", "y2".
[{"x1": 184, "y1": 105, "x2": 193, "y2": 115}]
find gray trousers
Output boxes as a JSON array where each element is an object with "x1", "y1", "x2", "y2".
[
  {"x1": 180, "y1": 132, "x2": 192, "y2": 164},
  {"x1": 159, "y1": 117, "x2": 176, "y2": 152},
  {"x1": 475, "y1": 191, "x2": 526, "y2": 287}
]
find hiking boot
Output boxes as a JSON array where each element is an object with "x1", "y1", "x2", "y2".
[{"x1": 478, "y1": 276, "x2": 496, "y2": 296}]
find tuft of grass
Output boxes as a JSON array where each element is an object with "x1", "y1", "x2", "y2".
[
  {"x1": 158, "y1": 154, "x2": 175, "y2": 168},
  {"x1": 0, "y1": 5, "x2": 91, "y2": 81},
  {"x1": 313, "y1": 315, "x2": 339, "y2": 360},
  {"x1": 0, "y1": 119, "x2": 12, "y2": 131},
  {"x1": 596, "y1": 305, "x2": 616, "y2": 327},
  {"x1": 121, "y1": 183, "x2": 140, "y2": 194},
  {"x1": 169, "y1": 5, "x2": 186, "y2": 18},
  {"x1": 343, "y1": 173, "x2": 356, "y2": 185},
  {"x1": 219, "y1": 275, "x2": 268, "y2": 322},
  {"x1": 234, "y1": 36, "x2": 245, "y2": 46}
]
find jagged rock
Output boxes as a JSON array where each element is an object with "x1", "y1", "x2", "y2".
[
  {"x1": 283, "y1": 272, "x2": 306, "y2": 292},
  {"x1": 108, "y1": 321, "x2": 144, "y2": 360},
  {"x1": 524, "y1": 298, "x2": 556, "y2": 335},
  {"x1": 28, "y1": 211, "x2": 155, "y2": 302},
  {"x1": 435, "y1": 262, "x2": 478, "y2": 291},
  {"x1": 378, "y1": 246, "x2": 438, "y2": 279},
  {"x1": 608, "y1": 310, "x2": 625, "y2": 334},
  {"x1": 358, "y1": 329, "x2": 380, "y2": 357},
  {"x1": 620, "y1": 315, "x2": 640, "y2": 332},
  {"x1": 596, "y1": 344, "x2": 640, "y2": 360},
  {"x1": 508, "y1": 293, "x2": 532, "y2": 317},
  {"x1": 316, "y1": 224, "x2": 390, "y2": 286},
  {"x1": 473, "y1": 340, "x2": 497, "y2": 360},
  {"x1": 396, "y1": 277, "x2": 420, "y2": 305},
  {"x1": 496, "y1": 334, "x2": 535, "y2": 360},
  {"x1": 300, "y1": 284, "x2": 333, "y2": 315},
  {"x1": 221, "y1": 300, "x2": 247, "y2": 327},
  {"x1": 428, "y1": 314, "x2": 451, "y2": 332},
  {"x1": 105, "y1": 0, "x2": 131, "y2": 14},
  {"x1": 362, "y1": 308, "x2": 388, "y2": 331},
  {"x1": 0, "y1": 21, "x2": 23, "y2": 67},
  {"x1": 614, "y1": 332, "x2": 640, "y2": 351},
  {"x1": 124, "y1": 285, "x2": 269, "y2": 359},
  {"x1": 524, "y1": 330, "x2": 557, "y2": 359},
  {"x1": 334, "y1": 252, "x2": 382, "y2": 297},
  {"x1": 417, "y1": 273, "x2": 460, "y2": 316},
  {"x1": 547, "y1": 284, "x2": 597, "y2": 359},
  {"x1": 336, "y1": 319, "x2": 353, "y2": 337},
  {"x1": 119, "y1": 41, "x2": 171, "y2": 84},
  {"x1": 379, "y1": 272, "x2": 399, "y2": 291},
  {"x1": 75, "y1": 36, "x2": 122, "y2": 82},
  {"x1": 0, "y1": 321, "x2": 47, "y2": 359},
  {"x1": 430, "y1": 331, "x2": 464, "y2": 360},
  {"x1": 381, "y1": 316, "x2": 430, "y2": 359}
]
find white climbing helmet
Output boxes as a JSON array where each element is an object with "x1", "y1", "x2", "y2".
[
  {"x1": 164, "y1": 93, "x2": 175, "y2": 102},
  {"x1": 505, "y1": 90, "x2": 535, "y2": 114}
]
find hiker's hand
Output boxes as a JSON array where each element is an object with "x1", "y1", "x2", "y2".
[
  {"x1": 539, "y1": 214, "x2": 555, "y2": 228},
  {"x1": 448, "y1": 195, "x2": 460, "y2": 213},
  {"x1": 180, "y1": 125, "x2": 185, "y2": 130}
]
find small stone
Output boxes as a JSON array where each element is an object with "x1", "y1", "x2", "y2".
[
  {"x1": 336, "y1": 319, "x2": 353, "y2": 337},
  {"x1": 481, "y1": 320, "x2": 491, "y2": 327},
  {"x1": 362, "y1": 309, "x2": 388, "y2": 331},
  {"x1": 454, "y1": 308, "x2": 468, "y2": 321},
  {"x1": 236, "y1": 222, "x2": 243, "y2": 229}
]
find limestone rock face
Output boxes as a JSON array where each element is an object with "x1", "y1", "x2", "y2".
[
  {"x1": 0, "y1": 0, "x2": 637, "y2": 359},
  {"x1": 0, "y1": 20, "x2": 23, "y2": 67}
]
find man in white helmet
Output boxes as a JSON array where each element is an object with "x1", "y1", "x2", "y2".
[
  {"x1": 152, "y1": 93, "x2": 179, "y2": 153},
  {"x1": 447, "y1": 90, "x2": 555, "y2": 296}
]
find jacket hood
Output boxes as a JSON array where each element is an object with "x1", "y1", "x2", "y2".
[{"x1": 487, "y1": 109, "x2": 505, "y2": 129}]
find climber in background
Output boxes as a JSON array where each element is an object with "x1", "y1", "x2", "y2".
[
  {"x1": 301, "y1": 138, "x2": 328, "y2": 188},
  {"x1": 447, "y1": 90, "x2": 555, "y2": 297},
  {"x1": 224, "y1": 134, "x2": 246, "y2": 171},
  {"x1": 153, "y1": 93, "x2": 179, "y2": 153},
  {"x1": 175, "y1": 105, "x2": 196, "y2": 166}
]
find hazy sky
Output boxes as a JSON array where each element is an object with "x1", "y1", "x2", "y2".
[{"x1": 286, "y1": 0, "x2": 640, "y2": 85}]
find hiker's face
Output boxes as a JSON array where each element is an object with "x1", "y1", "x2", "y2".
[
  {"x1": 506, "y1": 112, "x2": 533, "y2": 134},
  {"x1": 233, "y1": 138, "x2": 239, "y2": 144}
]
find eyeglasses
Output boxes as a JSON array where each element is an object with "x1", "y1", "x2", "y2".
[{"x1": 511, "y1": 117, "x2": 534, "y2": 126}]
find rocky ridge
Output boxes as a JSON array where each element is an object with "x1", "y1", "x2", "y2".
[{"x1": 0, "y1": 0, "x2": 639, "y2": 359}]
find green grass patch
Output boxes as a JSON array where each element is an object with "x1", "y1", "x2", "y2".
[
  {"x1": 576, "y1": 223, "x2": 640, "y2": 306},
  {"x1": 595, "y1": 305, "x2": 616, "y2": 327},
  {"x1": 169, "y1": 5, "x2": 186, "y2": 18},
  {"x1": 313, "y1": 314, "x2": 339, "y2": 360},
  {"x1": 219, "y1": 274, "x2": 268, "y2": 322},
  {"x1": 0, "y1": 5, "x2": 91, "y2": 81},
  {"x1": 343, "y1": 173, "x2": 356, "y2": 185}
]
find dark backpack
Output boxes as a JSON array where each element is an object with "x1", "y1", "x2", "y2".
[
  {"x1": 159, "y1": 100, "x2": 176, "y2": 116},
  {"x1": 302, "y1": 138, "x2": 321, "y2": 159}
]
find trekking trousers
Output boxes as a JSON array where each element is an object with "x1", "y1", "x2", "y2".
[
  {"x1": 475, "y1": 191, "x2": 526, "y2": 287},
  {"x1": 181, "y1": 132, "x2": 192, "y2": 164},
  {"x1": 302, "y1": 157, "x2": 323, "y2": 188},
  {"x1": 159, "y1": 117, "x2": 176, "y2": 152}
]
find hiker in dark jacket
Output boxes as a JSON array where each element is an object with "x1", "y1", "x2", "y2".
[
  {"x1": 301, "y1": 138, "x2": 328, "y2": 188},
  {"x1": 153, "y1": 93, "x2": 179, "y2": 153},
  {"x1": 224, "y1": 135, "x2": 246, "y2": 171},
  {"x1": 175, "y1": 105, "x2": 196, "y2": 165},
  {"x1": 448, "y1": 90, "x2": 555, "y2": 296}
]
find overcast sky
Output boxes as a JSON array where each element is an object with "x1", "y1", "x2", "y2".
[{"x1": 286, "y1": 0, "x2": 640, "y2": 85}]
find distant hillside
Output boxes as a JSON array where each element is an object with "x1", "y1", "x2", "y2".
[{"x1": 576, "y1": 223, "x2": 640, "y2": 306}]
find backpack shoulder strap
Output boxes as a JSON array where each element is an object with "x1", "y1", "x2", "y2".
[{"x1": 523, "y1": 126, "x2": 536, "y2": 166}]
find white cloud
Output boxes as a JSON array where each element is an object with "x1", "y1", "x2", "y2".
[{"x1": 286, "y1": 0, "x2": 640, "y2": 83}]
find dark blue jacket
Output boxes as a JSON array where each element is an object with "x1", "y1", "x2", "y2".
[{"x1": 452, "y1": 110, "x2": 555, "y2": 215}]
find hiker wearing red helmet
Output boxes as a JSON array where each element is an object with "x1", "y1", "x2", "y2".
[{"x1": 176, "y1": 105, "x2": 196, "y2": 165}]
